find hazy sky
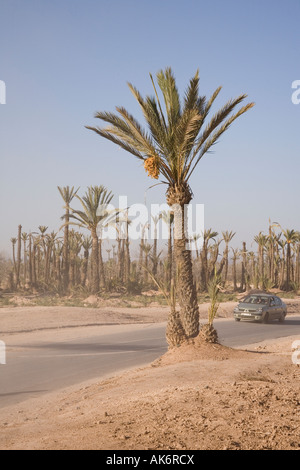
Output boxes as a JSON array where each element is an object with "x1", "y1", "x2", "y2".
[{"x1": 0, "y1": 0, "x2": 299, "y2": 256}]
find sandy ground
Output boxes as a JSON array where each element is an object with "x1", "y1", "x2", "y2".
[{"x1": 0, "y1": 298, "x2": 300, "y2": 450}]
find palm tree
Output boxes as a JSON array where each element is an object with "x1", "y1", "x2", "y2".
[
  {"x1": 58, "y1": 186, "x2": 79, "y2": 293},
  {"x1": 200, "y1": 229, "x2": 218, "y2": 292},
  {"x1": 254, "y1": 232, "x2": 268, "y2": 289},
  {"x1": 10, "y1": 237, "x2": 17, "y2": 287},
  {"x1": 81, "y1": 235, "x2": 92, "y2": 287},
  {"x1": 160, "y1": 210, "x2": 174, "y2": 289},
  {"x1": 191, "y1": 233, "x2": 201, "y2": 259},
  {"x1": 151, "y1": 215, "x2": 160, "y2": 276},
  {"x1": 138, "y1": 222, "x2": 149, "y2": 276},
  {"x1": 16, "y1": 225, "x2": 22, "y2": 288},
  {"x1": 282, "y1": 229, "x2": 299, "y2": 290},
  {"x1": 218, "y1": 231, "x2": 235, "y2": 286},
  {"x1": 231, "y1": 247, "x2": 239, "y2": 291},
  {"x1": 141, "y1": 243, "x2": 152, "y2": 282},
  {"x1": 68, "y1": 230, "x2": 83, "y2": 288},
  {"x1": 68, "y1": 186, "x2": 114, "y2": 294},
  {"x1": 295, "y1": 232, "x2": 300, "y2": 287},
  {"x1": 267, "y1": 220, "x2": 281, "y2": 284},
  {"x1": 21, "y1": 232, "x2": 29, "y2": 287},
  {"x1": 86, "y1": 67, "x2": 254, "y2": 345}
]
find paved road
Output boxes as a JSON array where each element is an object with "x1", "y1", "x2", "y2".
[{"x1": 1, "y1": 316, "x2": 300, "y2": 409}]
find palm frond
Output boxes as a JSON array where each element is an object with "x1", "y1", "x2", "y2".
[
  {"x1": 186, "y1": 101, "x2": 255, "y2": 180},
  {"x1": 87, "y1": 68, "x2": 254, "y2": 189},
  {"x1": 85, "y1": 126, "x2": 144, "y2": 160},
  {"x1": 156, "y1": 67, "x2": 181, "y2": 130}
]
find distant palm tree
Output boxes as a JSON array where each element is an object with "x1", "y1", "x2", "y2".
[
  {"x1": 86, "y1": 67, "x2": 254, "y2": 345},
  {"x1": 151, "y1": 215, "x2": 160, "y2": 276},
  {"x1": 200, "y1": 229, "x2": 218, "y2": 292},
  {"x1": 295, "y1": 232, "x2": 300, "y2": 287},
  {"x1": 191, "y1": 233, "x2": 201, "y2": 259},
  {"x1": 21, "y1": 232, "x2": 29, "y2": 287},
  {"x1": 282, "y1": 229, "x2": 299, "y2": 290},
  {"x1": 16, "y1": 225, "x2": 22, "y2": 288},
  {"x1": 58, "y1": 186, "x2": 79, "y2": 293},
  {"x1": 217, "y1": 231, "x2": 235, "y2": 286},
  {"x1": 254, "y1": 232, "x2": 268, "y2": 288},
  {"x1": 68, "y1": 186, "x2": 114, "y2": 294},
  {"x1": 231, "y1": 247, "x2": 239, "y2": 291},
  {"x1": 81, "y1": 235, "x2": 92, "y2": 287},
  {"x1": 10, "y1": 237, "x2": 17, "y2": 287}
]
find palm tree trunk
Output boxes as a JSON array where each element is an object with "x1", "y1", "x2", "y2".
[
  {"x1": 286, "y1": 242, "x2": 291, "y2": 290},
  {"x1": 152, "y1": 220, "x2": 158, "y2": 276},
  {"x1": 81, "y1": 249, "x2": 89, "y2": 287},
  {"x1": 296, "y1": 245, "x2": 300, "y2": 286},
  {"x1": 232, "y1": 255, "x2": 237, "y2": 291},
  {"x1": 223, "y1": 246, "x2": 229, "y2": 285},
  {"x1": 28, "y1": 234, "x2": 33, "y2": 288},
  {"x1": 62, "y1": 210, "x2": 70, "y2": 293},
  {"x1": 200, "y1": 245, "x2": 208, "y2": 292},
  {"x1": 11, "y1": 239, "x2": 17, "y2": 289},
  {"x1": 91, "y1": 228, "x2": 99, "y2": 294},
  {"x1": 16, "y1": 225, "x2": 22, "y2": 288},
  {"x1": 98, "y1": 238, "x2": 106, "y2": 289},
  {"x1": 32, "y1": 243, "x2": 37, "y2": 287},
  {"x1": 167, "y1": 223, "x2": 173, "y2": 289},
  {"x1": 169, "y1": 190, "x2": 199, "y2": 341},
  {"x1": 125, "y1": 237, "x2": 131, "y2": 283},
  {"x1": 22, "y1": 235, "x2": 28, "y2": 288}
]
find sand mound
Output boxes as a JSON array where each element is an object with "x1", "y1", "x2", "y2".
[{"x1": 153, "y1": 335, "x2": 251, "y2": 367}]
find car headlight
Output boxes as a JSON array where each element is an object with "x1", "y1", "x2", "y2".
[{"x1": 255, "y1": 308, "x2": 263, "y2": 313}]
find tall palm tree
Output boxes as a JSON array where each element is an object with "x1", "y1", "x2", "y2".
[
  {"x1": 191, "y1": 233, "x2": 201, "y2": 259},
  {"x1": 295, "y1": 232, "x2": 300, "y2": 287},
  {"x1": 200, "y1": 229, "x2": 218, "y2": 292},
  {"x1": 217, "y1": 231, "x2": 235, "y2": 286},
  {"x1": 68, "y1": 186, "x2": 114, "y2": 294},
  {"x1": 10, "y1": 237, "x2": 17, "y2": 287},
  {"x1": 81, "y1": 235, "x2": 92, "y2": 287},
  {"x1": 254, "y1": 232, "x2": 268, "y2": 289},
  {"x1": 282, "y1": 229, "x2": 299, "y2": 290},
  {"x1": 86, "y1": 67, "x2": 254, "y2": 345},
  {"x1": 231, "y1": 247, "x2": 239, "y2": 291},
  {"x1": 267, "y1": 220, "x2": 281, "y2": 284},
  {"x1": 21, "y1": 232, "x2": 28, "y2": 287},
  {"x1": 58, "y1": 186, "x2": 79, "y2": 293},
  {"x1": 16, "y1": 225, "x2": 22, "y2": 288}
]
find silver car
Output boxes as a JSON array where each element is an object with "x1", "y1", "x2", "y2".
[{"x1": 233, "y1": 293, "x2": 287, "y2": 323}]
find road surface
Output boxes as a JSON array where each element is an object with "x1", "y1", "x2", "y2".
[{"x1": 1, "y1": 316, "x2": 300, "y2": 409}]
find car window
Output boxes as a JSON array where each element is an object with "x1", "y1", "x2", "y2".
[
  {"x1": 243, "y1": 295, "x2": 270, "y2": 304},
  {"x1": 275, "y1": 297, "x2": 281, "y2": 306}
]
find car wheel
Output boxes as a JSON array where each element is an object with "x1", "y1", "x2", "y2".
[
  {"x1": 262, "y1": 313, "x2": 269, "y2": 324},
  {"x1": 235, "y1": 318, "x2": 241, "y2": 322},
  {"x1": 279, "y1": 313, "x2": 286, "y2": 323}
]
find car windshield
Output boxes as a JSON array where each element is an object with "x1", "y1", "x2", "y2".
[{"x1": 242, "y1": 295, "x2": 270, "y2": 305}]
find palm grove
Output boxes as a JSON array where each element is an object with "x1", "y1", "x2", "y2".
[{"x1": 3, "y1": 69, "x2": 300, "y2": 346}]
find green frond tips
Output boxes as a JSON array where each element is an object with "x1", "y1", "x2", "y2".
[{"x1": 156, "y1": 67, "x2": 181, "y2": 128}]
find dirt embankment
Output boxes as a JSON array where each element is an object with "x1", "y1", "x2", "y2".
[{"x1": 0, "y1": 335, "x2": 299, "y2": 450}]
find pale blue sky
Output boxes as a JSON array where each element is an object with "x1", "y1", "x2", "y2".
[{"x1": 0, "y1": 0, "x2": 299, "y2": 255}]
